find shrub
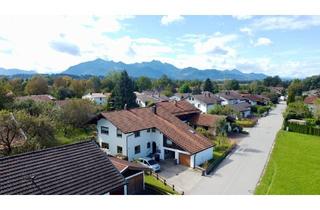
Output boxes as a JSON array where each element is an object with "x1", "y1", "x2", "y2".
[
  {"x1": 236, "y1": 119, "x2": 256, "y2": 127},
  {"x1": 284, "y1": 122, "x2": 320, "y2": 136}
]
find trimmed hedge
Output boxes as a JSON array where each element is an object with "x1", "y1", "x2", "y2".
[{"x1": 284, "y1": 121, "x2": 320, "y2": 136}]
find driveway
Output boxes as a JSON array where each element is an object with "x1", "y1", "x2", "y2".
[{"x1": 160, "y1": 102, "x2": 287, "y2": 195}]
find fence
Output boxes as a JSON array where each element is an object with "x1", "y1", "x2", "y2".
[
  {"x1": 147, "y1": 170, "x2": 184, "y2": 195},
  {"x1": 284, "y1": 122, "x2": 320, "y2": 136}
]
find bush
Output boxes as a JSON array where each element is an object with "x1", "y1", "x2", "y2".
[
  {"x1": 236, "y1": 119, "x2": 257, "y2": 127},
  {"x1": 284, "y1": 122, "x2": 320, "y2": 136}
]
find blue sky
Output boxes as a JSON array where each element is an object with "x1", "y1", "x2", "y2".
[{"x1": 0, "y1": 15, "x2": 319, "y2": 77}]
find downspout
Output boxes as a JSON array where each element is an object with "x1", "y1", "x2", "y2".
[{"x1": 126, "y1": 133, "x2": 134, "y2": 159}]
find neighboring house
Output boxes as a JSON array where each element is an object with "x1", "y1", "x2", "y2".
[
  {"x1": 0, "y1": 141, "x2": 127, "y2": 195},
  {"x1": 216, "y1": 91, "x2": 244, "y2": 105},
  {"x1": 90, "y1": 101, "x2": 213, "y2": 168},
  {"x1": 135, "y1": 91, "x2": 169, "y2": 107},
  {"x1": 109, "y1": 156, "x2": 148, "y2": 195},
  {"x1": 189, "y1": 114, "x2": 232, "y2": 135},
  {"x1": 302, "y1": 89, "x2": 320, "y2": 97},
  {"x1": 187, "y1": 91, "x2": 222, "y2": 113},
  {"x1": 55, "y1": 99, "x2": 70, "y2": 107},
  {"x1": 304, "y1": 95, "x2": 319, "y2": 112},
  {"x1": 82, "y1": 92, "x2": 111, "y2": 105},
  {"x1": 169, "y1": 93, "x2": 190, "y2": 101},
  {"x1": 240, "y1": 94, "x2": 269, "y2": 106},
  {"x1": 269, "y1": 86, "x2": 285, "y2": 96},
  {"x1": 16, "y1": 94, "x2": 56, "y2": 103},
  {"x1": 228, "y1": 102, "x2": 252, "y2": 119}
]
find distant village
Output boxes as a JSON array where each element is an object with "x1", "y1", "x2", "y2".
[{"x1": 0, "y1": 71, "x2": 319, "y2": 195}]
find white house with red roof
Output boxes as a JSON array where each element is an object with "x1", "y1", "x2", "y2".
[{"x1": 90, "y1": 101, "x2": 214, "y2": 168}]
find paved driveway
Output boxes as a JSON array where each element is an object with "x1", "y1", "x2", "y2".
[{"x1": 159, "y1": 102, "x2": 287, "y2": 195}]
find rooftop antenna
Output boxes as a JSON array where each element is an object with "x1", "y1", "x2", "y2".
[{"x1": 26, "y1": 174, "x2": 44, "y2": 194}]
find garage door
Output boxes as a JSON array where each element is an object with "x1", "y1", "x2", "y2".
[
  {"x1": 179, "y1": 153, "x2": 191, "y2": 167},
  {"x1": 127, "y1": 173, "x2": 144, "y2": 195}
]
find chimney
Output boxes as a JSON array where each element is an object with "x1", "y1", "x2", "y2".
[
  {"x1": 151, "y1": 105, "x2": 157, "y2": 114},
  {"x1": 124, "y1": 104, "x2": 127, "y2": 110}
]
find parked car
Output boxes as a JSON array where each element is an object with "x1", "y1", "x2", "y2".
[{"x1": 137, "y1": 157, "x2": 161, "y2": 172}]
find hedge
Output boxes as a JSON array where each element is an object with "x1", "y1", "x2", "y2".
[{"x1": 284, "y1": 121, "x2": 320, "y2": 136}]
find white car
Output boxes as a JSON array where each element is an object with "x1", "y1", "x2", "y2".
[{"x1": 137, "y1": 157, "x2": 161, "y2": 172}]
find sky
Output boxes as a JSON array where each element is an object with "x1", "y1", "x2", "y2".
[{"x1": 0, "y1": 15, "x2": 319, "y2": 77}]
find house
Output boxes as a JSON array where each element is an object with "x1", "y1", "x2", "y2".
[
  {"x1": 109, "y1": 156, "x2": 148, "y2": 194},
  {"x1": 304, "y1": 95, "x2": 319, "y2": 112},
  {"x1": 240, "y1": 94, "x2": 270, "y2": 106},
  {"x1": 302, "y1": 89, "x2": 320, "y2": 97},
  {"x1": 169, "y1": 93, "x2": 190, "y2": 101},
  {"x1": 135, "y1": 91, "x2": 169, "y2": 107},
  {"x1": 0, "y1": 141, "x2": 127, "y2": 195},
  {"x1": 82, "y1": 92, "x2": 111, "y2": 105},
  {"x1": 189, "y1": 114, "x2": 232, "y2": 135},
  {"x1": 187, "y1": 91, "x2": 222, "y2": 113},
  {"x1": 16, "y1": 94, "x2": 56, "y2": 103},
  {"x1": 89, "y1": 101, "x2": 213, "y2": 168},
  {"x1": 216, "y1": 91, "x2": 245, "y2": 105},
  {"x1": 227, "y1": 102, "x2": 252, "y2": 119}
]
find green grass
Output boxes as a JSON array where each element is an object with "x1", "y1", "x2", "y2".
[
  {"x1": 255, "y1": 131, "x2": 320, "y2": 195},
  {"x1": 55, "y1": 129, "x2": 94, "y2": 146},
  {"x1": 144, "y1": 174, "x2": 179, "y2": 195}
]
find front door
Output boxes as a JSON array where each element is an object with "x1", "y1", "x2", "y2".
[{"x1": 152, "y1": 142, "x2": 157, "y2": 154}]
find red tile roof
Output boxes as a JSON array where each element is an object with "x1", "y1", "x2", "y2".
[
  {"x1": 240, "y1": 94, "x2": 269, "y2": 103},
  {"x1": 16, "y1": 95, "x2": 56, "y2": 102},
  {"x1": 190, "y1": 114, "x2": 226, "y2": 127},
  {"x1": 304, "y1": 96, "x2": 319, "y2": 104},
  {"x1": 156, "y1": 100, "x2": 200, "y2": 116},
  {"x1": 97, "y1": 102, "x2": 213, "y2": 154},
  {"x1": 108, "y1": 156, "x2": 148, "y2": 172}
]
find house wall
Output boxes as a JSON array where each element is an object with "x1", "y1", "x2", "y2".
[
  {"x1": 190, "y1": 147, "x2": 213, "y2": 168},
  {"x1": 83, "y1": 95, "x2": 107, "y2": 105},
  {"x1": 242, "y1": 110, "x2": 251, "y2": 118},
  {"x1": 136, "y1": 98, "x2": 147, "y2": 107},
  {"x1": 187, "y1": 98, "x2": 208, "y2": 113}
]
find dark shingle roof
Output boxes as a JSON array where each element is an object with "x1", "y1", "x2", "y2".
[
  {"x1": 193, "y1": 91, "x2": 222, "y2": 105},
  {"x1": 228, "y1": 102, "x2": 251, "y2": 112},
  {"x1": 0, "y1": 141, "x2": 125, "y2": 195}
]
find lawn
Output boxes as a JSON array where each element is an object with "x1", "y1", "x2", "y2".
[
  {"x1": 255, "y1": 131, "x2": 320, "y2": 195},
  {"x1": 55, "y1": 128, "x2": 94, "y2": 146},
  {"x1": 144, "y1": 174, "x2": 179, "y2": 195}
]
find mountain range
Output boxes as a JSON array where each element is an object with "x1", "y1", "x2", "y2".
[{"x1": 1, "y1": 59, "x2": 268, "y2": 81}]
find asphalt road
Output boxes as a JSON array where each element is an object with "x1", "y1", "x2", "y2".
[{"x1": 187, "y1": 102, "x2": 287, "y2": 195}]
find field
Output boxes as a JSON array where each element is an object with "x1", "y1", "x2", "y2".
[{"x1": 255, "y1": 131, "x2": 320, "y2": 195}]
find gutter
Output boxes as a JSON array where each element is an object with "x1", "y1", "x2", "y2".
[{"x1": 126, "y1": 133, "x2": 134, "y2": 158}]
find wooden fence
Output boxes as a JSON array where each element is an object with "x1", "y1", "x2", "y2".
[{"x1": 147, "y1": 170, "x2": 184, "y2": 195}]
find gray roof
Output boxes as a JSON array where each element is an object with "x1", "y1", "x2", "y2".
[
  {"x1": 0, "y1": 141, "x2": 125, "y2": 195},
  {"x1": 193, "y1": 91, "x2": 222, "y2": 105},
  {"x1": 228, "y1": 102, "x2": 251, "y2": 112},
  {"x1": 217, "y1": 91, "x2": 243, "y2": 100}
]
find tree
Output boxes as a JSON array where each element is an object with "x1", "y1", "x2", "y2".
[
  {"x1": 179, "y1": 83, "x2": 191, "y2": 93},
  {"x1": 263, "y1": 76, "x2": 282, "y2": 87},
  {"x1": 16, "y1": 111, "x2": 56, "y2": 148},
  {"x1": 25, "y1": 76, "x2": 48, "y2": 95},
  {"x1": 211, "y1": 81, "x2": 219, "y2": 93},
  {"x1": 208, "y1": 105, "x2": 238, "y2": 116},
  {"x1": 203, "y1": 78, "x2": 213, "y2": 92},
  {"x1": 88, "y1": 76, "x2": 102, "y2": 92},
  {"x1": 110, "y1": 71, "x2": 138, "y2": 110},
  {"x1": 262, "y1": 91, "x2": 279, "y2": 104},
  {"x1": 224, "y1": 79, "x2": 240, "y2": 90},
  {"x1": 287, "y1": 79, "x2": 303, "y2": 104},
  {"x1": 283, "y1": 101, "x2": 312, "y2": 121},
  {"x1": 101, "y1": 71, "x2": 122, "y2": 92},
  {"x1": 314, "y1": 99, "x2": 320, "y2": 121},
  {"x1": 0, "y1": 110, "x2": 22, "y2": 155},
  {"x1": 55, "y1": 87, "x2": 75, "y2": 100},
  {"x1": 9, "y1": 78, "x2": 26, "y2": 96},
  {"x1": 136, "y1": 76, "x2": 152, "y2": 92},
  {"x1": 70, "y1": 80, "x2": 86, "y2": 98},
  {"x1": 58, "y1": 99, "x2": 97, "y2": 128},
  {"x1": 0, "y1": 84, "x2": 13, "y2": 110}
]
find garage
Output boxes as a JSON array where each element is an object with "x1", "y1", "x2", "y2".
[{"x1": 179, "y1": 153, "x2": 191, "y2": 167}]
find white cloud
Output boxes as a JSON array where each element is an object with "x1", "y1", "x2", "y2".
[
  {"x1": 232, "y1": 15, "x2": 253, "y2": 20},
  {"x1": 254, "y1": 37, "x2": 272, "y2": 47},
  {"x1": 251, "y1": 16, "x2": 320, "y2": 31},
  {"x1": 240, "y1": 27, "x2": 253, "y2": 36},
  {"x1": 161, "y1": 15, "x2": 184, "y2": 25}
]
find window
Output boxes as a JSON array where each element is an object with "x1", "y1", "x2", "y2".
[
  {"x1": 117, "y1": 146, "x2": 123, "y2": 154},
  {"x1": 151, "y1": 128, "x2": 156, "y2": 133},
  {"x1": 101, "y1": 142, "x2": 109, "y2": 149},
  {"x1": 134, "y1": 131, "x2": 140, "y2": 137},
  {"x1": 147, "y1": 142, "x2": 151, "y2": 148},
  {"x1": 134, "y1": 145, "x2": 141, "y2": 154},
  {"x1": 116, "y1": 128, "x2": 122, "y2": 137},
  {"x1": 197, "y1": 104, "x2": 200, "y2": 108},
  {"x1": 101, "y1": 126, "x2": 109, "y2": 135},
  {"x1": 147, "y1": 128, "x2": 150, "y2": 133},
  {"x1": 166, "y1": 140, "x2": 173, "y2": 145}
]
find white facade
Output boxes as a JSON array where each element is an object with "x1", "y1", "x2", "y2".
[
  {"x1": 190, "y1": 147, "x2": 213, "y2": 168},
  {"x1": 220, "y1": 97, "x2": 243, "y2": 105},
  {"x1": 97, "y1": 118, "x2": 213, "y2": 167},
  {"x1": 187, "y1": 97, "x2": 217, "y2": 113},
  {"x1": 82, "y1": 93, "x2": 108, "y2": 105}
]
